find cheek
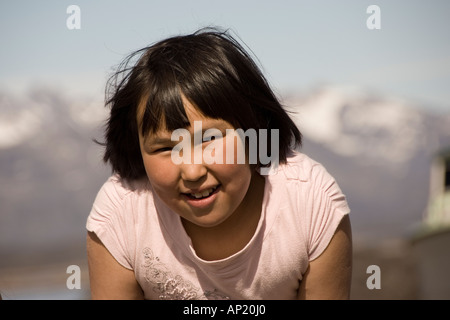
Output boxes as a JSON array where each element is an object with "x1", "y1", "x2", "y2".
[
  {"x1": 213, "y1": 162, "x2": 252, "y2": 192},
  {"x1": 215, "y1": 135, "x2": 252, "y2": 184},
  {"x1": 142, "y1": 155, "x2": 179, "y2": 191}
]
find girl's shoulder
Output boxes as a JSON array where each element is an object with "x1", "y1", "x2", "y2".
[
  {"x1": 277, "y1": 150, "x2": 328, "y2": 183},
  {"x1": 278, "y1": 151, "x2": 349, "y2": 215},
  {"x1": 91, "y1": 174, "x2": 151, "y2": 214},
  {"x1": 101, "y1": 174, "x2": 151, "y2": 199},
  {"x1": 87, "y1": 174, "x2": 152, "y2": 271}
]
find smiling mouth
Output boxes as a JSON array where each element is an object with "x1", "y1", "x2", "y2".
[{"x1": 183, "y1": 185, "x2": 220, "y2": 200}]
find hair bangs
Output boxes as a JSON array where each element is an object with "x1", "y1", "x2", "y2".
[
  {"x1": 140, "y1": 38, "x2": 257, "y2": 136},
  {"x1": 174, "y1": 46, "x2": 260, "y2": 131},
  {"x1": 140, "y1": 69, "x2": 189, "y2": 137},
  {"x1": 180, "y1": 78, "x2": 253, "y2": 131}
]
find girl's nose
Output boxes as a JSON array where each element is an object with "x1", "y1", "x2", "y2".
[{"x1": 180, "y1": 162, "x2": 208, "y2": 182}]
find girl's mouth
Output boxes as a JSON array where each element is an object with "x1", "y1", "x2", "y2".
[
  {"x1": 184, "y1": 185, "x2": 219, "y2": 199},
  {"x1": 182, "y1": 185, "x2": 221, "y2": 208}
]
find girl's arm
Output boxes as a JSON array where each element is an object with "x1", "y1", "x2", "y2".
[
  {"x1": 297, "y1": 215, "x2": 352, "y2": 299},
  {"x1": 87, "y1": 231, "x2": 145, "y2": 300}
]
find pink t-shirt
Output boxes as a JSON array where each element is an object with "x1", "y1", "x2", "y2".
[{"x1": 86, "y1": 151, "x2": 350, "y2": 299}]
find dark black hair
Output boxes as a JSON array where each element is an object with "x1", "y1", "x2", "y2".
[{"x1": 101, "y1": 27, "x2": 302, "y2": 180}]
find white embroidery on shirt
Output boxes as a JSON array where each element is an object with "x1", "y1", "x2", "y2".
[{"x1": 142, "y1": 247, "x2": 229, "y2": 300}]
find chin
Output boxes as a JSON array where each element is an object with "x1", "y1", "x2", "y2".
[{"x1": 184, "y1": 212, "x2": 230, "y2": 229}]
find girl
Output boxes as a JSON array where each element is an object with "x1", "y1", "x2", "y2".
[{"x1": 86, "y1": 28, "x2": 352, "y2": 300}]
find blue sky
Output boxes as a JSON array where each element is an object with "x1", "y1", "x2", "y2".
[{"x1": 1, "y1": 0, "x2": 449, "y2": 113}]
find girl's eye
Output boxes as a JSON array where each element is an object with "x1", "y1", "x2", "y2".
[
  {"x1": 154, "y1": 147, "x2": 172, "y2": 153},
  {"x1": 203, "y1": 135, "x2": 216, "y2": 142},
  {"x1": 202, "y1": 128, "x2": 223, "y2": 143}
]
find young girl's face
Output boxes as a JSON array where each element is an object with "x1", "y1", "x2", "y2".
[{"x1": 138, "y1": 95, "x2": 258, "y2": 229}]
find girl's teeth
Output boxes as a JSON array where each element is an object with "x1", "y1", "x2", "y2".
[
  {"x1": 190, "y1": 187, "x2": 215, "y2": 199},
  {"x1": 201, "y1": 189, "x2": 211, "y2": 197}
]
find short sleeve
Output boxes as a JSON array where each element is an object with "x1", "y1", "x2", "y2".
[
  {"x1": 86, "y1": 176, "x2": 134, "y2": 270},
  {"x1": 305, "y1": 164, "x2": 350, "y2": 261}
]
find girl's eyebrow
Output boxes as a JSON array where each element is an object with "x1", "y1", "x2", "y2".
[
  {"x1": 145, "y1": 120, "x2": 230, "y2": 144},
  {"x1": 144, "y1": 132, "x2": 173, "y2": 145}
]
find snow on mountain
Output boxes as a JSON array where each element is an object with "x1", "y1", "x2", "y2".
[
  {"x1": 286, "y1": 86, "x2": 446, "y2": 167},
  {"x1": 0, "y1": 88, "x2": 111, "y2": 267},
  {"x1": 0, "y1": 93, "x2": 43, "y2": 149},
  {"x1": 285, "y1": 86, "x2": 450, "y2": 241}
]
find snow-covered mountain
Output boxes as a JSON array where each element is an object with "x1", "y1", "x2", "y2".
[
  {"x1": 287, "y1": 87, "x2": 449, "y2": 166},
  {"x1": 0, "y1": 86, "x2": 449, "y2": 267},
  {"x1": 0, "y1": 88, "x2": 111, "y2": 267},
  {"x1": 285, "y1": 86, "x2": 450, "y2": 242}
]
